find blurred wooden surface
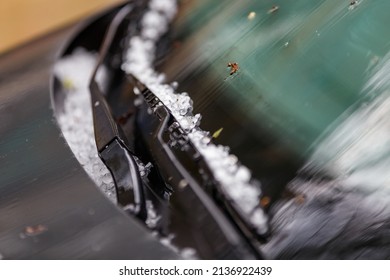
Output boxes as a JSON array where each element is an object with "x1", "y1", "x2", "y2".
[{"x1": 0, "y1": 0, "x2": 122, "y2": 53}]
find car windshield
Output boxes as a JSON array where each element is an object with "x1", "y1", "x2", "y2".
[{"x1": 157, "y1": 0, "x2": 390, "y2": 198}]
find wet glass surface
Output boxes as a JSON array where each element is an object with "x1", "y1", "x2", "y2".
[{"x1": 159, "y1": 0, "x2": 390, "y2": 198}]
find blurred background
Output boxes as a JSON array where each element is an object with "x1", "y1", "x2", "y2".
[{"x1": 0, "y1": 0, "x2": 122, "y2": 53}]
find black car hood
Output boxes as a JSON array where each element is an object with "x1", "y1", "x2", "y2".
[{"x1": 0, "y1": 7, "x2": 178, "y2": 259}]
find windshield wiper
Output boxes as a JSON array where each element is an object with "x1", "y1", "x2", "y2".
[
  {"x1": 88, "y1": 1, "x2": 264, "y2": 259},
  {"x1": 89, "y1": 3, "x2": 147, "y2": 219}
]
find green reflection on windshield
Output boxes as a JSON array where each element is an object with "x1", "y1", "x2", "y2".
[{"x1": 172, "y1": 0, "x2": 390, "y2": 155}]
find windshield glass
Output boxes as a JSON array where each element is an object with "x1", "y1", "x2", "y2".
[{"x1": 158, "y1": 0, "x2": 390, "y2": 199}]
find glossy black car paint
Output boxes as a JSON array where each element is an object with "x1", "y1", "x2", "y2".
[{"x1": 0, "y1": 5, "x2": 178, "y2": 259}]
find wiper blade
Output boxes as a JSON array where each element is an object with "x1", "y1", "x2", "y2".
[{"x1": 131, "y1": 76, "x2": 264, "y2": 258}]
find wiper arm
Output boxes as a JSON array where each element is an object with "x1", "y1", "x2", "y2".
[{"x1": 89, "y1": 3, "x2": 146, "y2": 220}]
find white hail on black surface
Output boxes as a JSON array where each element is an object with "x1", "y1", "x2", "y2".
[
  {"x1": 122, "y1": 0, "x2": 268, "y2": 234},
  {"x1": 54, "y1": 49, "x2": 153, "y2": 202},
  {"x1": 54, "y1": 49, "x2": 117, "y2": 202}
]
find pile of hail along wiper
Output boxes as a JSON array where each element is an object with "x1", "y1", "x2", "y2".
[
  {"x1": 122, "y1": 0, "x2": 268, "y2": 235},
  {"x1": 55, "y1": 0, "x2": 269, "y2": 258},
  {"x1": 122, "y1": 0, "x2": 390, "y2": 260}
]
